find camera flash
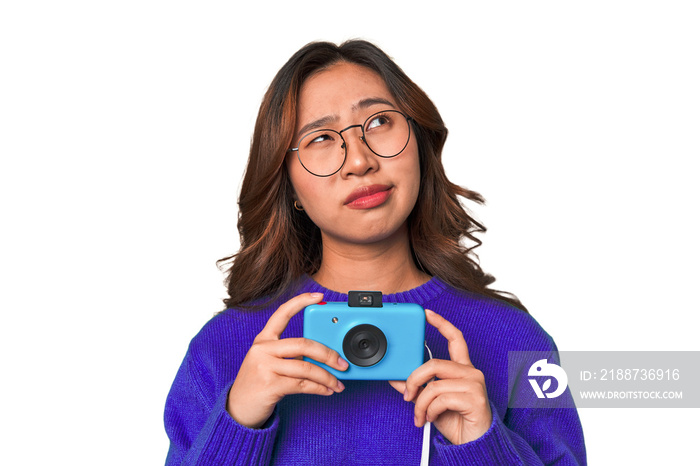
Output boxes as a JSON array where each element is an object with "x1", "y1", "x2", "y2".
[{"x1": 332, "y1": 317, "x2": 338, "y2": 323}]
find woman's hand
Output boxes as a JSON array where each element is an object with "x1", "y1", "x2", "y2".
[
  {"x1": 389, "y1": 309, "x2": 492, "y2": 445},
  {"x1": 227, "y1": 292, "x2": 348, "y2": 428}
]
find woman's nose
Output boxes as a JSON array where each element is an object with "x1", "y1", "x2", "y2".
[{"x1": 340, "y1": 128, "x2": 379, "y2": 177}]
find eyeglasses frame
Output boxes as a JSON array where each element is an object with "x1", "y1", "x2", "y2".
[{"x1": 287, "y1": 109, "x2": 414, "y2": 177}]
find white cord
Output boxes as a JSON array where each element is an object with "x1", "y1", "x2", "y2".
[
  {"x1": 420, "y1": 342, "x2": 434, "y2": 466},
  {"x1": 420, "y1": 421, "x2": 431, "y2": 466}
]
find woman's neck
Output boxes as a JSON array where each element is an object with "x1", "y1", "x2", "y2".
[{"x1": 311, "y1": 223, "x2": 431, "y2": 294}]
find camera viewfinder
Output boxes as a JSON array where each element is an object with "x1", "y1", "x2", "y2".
[{"x1": 348, "y1": 290, "x2": 382, "y2": 307}]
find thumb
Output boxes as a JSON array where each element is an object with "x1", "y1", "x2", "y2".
[{"x1": 388, "y1": 380, "x2": 407, "y2": 394}]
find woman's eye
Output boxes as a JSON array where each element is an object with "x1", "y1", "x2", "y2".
[
  {"x1": 366, "y1": 115, "x2": 391, "y2": 131},
  {"x1": 307, "y1": 133, "x2": 334, "y2": 145}
]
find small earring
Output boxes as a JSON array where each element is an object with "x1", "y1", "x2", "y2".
[{"x1": 294, "y1": 200, "x2": 304, "y2": 211}]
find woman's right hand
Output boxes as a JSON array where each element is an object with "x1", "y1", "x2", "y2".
[{"x1": 227, "y1": 292, "x2": 348, "y2": 428}]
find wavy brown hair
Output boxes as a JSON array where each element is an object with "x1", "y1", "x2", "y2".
[{"x1": 218, "y1": 40, "x2": 526, "y2": 312}]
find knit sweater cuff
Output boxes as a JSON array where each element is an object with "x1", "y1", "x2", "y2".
[
  {"x1": 191, "y1": 384, "x2": 279, "y2": 465},
  {"x1": 432, "y1": 402, "x2": 520, "y2": 465}
]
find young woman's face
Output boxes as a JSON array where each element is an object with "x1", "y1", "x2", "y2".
[{"x1": 286, "y1": 62, "x2": 421, "y2": 245}]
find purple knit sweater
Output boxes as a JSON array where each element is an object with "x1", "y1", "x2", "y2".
[{"x1": 164, "y1": 276, "x2": 586, "y2": 465}]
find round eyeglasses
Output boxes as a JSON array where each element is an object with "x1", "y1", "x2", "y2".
[{"x1": 288, "y1": 109, "x2": 413, "y2": 177}]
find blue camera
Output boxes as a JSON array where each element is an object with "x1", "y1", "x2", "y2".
[{"x1": 303, "y1": 291, "x2": 426, "y2": 380}]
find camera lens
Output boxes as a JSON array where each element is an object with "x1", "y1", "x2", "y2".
[{"x1": 342, "y1": 324, "x2": 387, "y2": 367}]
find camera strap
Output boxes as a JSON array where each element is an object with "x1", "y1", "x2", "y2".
[{"x1": 420, "y1": 342, "x2": 434, "y2": 466}]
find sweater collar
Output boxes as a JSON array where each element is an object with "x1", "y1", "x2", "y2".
[{"x1": 299, "y1": 274, "x2": 448, "y2": 307}]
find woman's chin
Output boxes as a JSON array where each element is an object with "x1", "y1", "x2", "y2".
[{"x1": 321, "y1": 221, "x2": 409, "y2": 247}]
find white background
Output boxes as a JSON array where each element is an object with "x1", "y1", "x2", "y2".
[{"x1": 1, "y1": 1, "x2": 698, "y2": 464}]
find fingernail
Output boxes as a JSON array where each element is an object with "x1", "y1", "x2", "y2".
[
  {"x1": 337, "y1": 357, "x2": 349, "y2": 370},
  {"x1": 403, "y1": 389, "x2": 409, "y2": 401},
  {"x1": 310, "y1": 293, "x2": 323, "y2": 299},
  {"x1": 414, "y1": 416, "x2": 420, "y2": 427},
  {"x1": 337, "y1": 381, "x2": 345, "y2": 392},
  {"x1": 425, "y1": 309, "x2": 435, "y2": 315}
]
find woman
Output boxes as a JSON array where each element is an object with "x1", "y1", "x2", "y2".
[{"x1": 164, "y1": 40, "x2": 586, "y2": 465}]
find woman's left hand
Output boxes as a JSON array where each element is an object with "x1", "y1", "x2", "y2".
[{"x1": 389, "y1": 309, "x2": 492, "y2": 445}]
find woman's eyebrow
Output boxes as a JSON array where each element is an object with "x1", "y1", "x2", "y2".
[
  {"x1": 296, "y1": 115, "x2": 340, "y2": 141},
  {"x1": 353, "y1": 97, "x2": 396, "y2": 111}
]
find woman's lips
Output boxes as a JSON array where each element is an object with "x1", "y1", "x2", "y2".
[{"x1": 344, "y1": 184, "x2": 393, "y2": 209}]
